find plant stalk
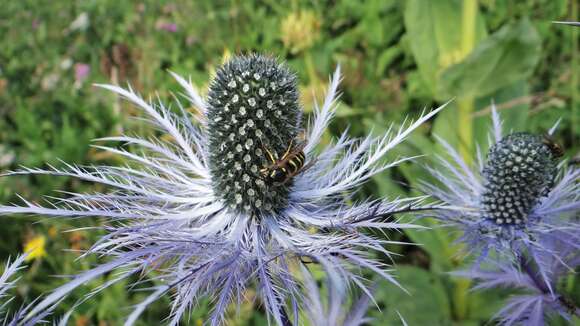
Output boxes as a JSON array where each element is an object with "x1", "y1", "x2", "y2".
[
  {"x1": 520, "y1": 256, "x2": 580, "y2": 317},
  {"x1": 571, "y1": 0, "x2": 578, "y2": 147},
  {"x1": 457, "y1": 98, "x2": 474, "y2": 162},
  {"x1": 453, "y1": 0, "x2": 478, "y2": 320}
]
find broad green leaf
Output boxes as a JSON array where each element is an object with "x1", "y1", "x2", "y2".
[
  {"x1": 376, "y1": 46, "x2": 403, "y2": 77},
  {"x1": 473, "y1": 80, "x2": 531, "y2": 148},
  {"x1": 431, "y1": 101, "x2": 462, "y2": 150},
  {"x1": 404, "y1": 0, "x2": 487, "y2": 97},
  {"x1": 466, "y1": 288, "x2": 510, "y2": 321},
  {"x1": 372, "y1": 265, "x2": 452, "y2": 325},
  {"x1": 438, "y1": 18, "x2": 541, "y2": 99},
  {"x1": 404, "y1": 218, "x2": 458, "y2": 272}
]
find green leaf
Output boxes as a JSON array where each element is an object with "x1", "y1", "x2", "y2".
[
  {"x1": 438, "y1": 18, "x2": 541, "y2": 99},
  {"x1": 404, "y1": 218, "x2": 457, "y2": 272},
  {"x1": 472, "y1": 80, "x2": 531, "y2": 149},
  {"x1": 372, "y1": 265, "x2": 453, "y2": 325},
  {"x1": 376, "y1": 46, "x2": 403, "y2": 77},
  {"x1": 404, "y1": 0, "x2": 487, "y2": 96},
  {"x1": 431, "y1": 101, "x2": 462, "y2": 150},
  {"x1": 466, "y1": 288, "x2": 510, "y2": 322}
]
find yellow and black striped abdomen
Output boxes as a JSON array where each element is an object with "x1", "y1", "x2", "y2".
[
  {"x1": 263, "y1": 150, "x2": 305, "y2": 184},
  {"x1": 287, "y1": 151, "x2": 305, "y2": 174}
]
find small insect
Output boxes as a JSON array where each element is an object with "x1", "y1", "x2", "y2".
[
  {"x1": 542, "y1": 134, "x2": 564, "y2": 158},
  {"x1": 260, "y1": 139, "x2": 307, "y2": 185},
  {"x1": 569, "y1": 154, "x2": 580, "y2": 166}
]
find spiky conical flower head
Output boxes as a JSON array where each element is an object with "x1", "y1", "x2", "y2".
[
  {"x1": 423, "y1": 107, "x2": 580, "y2": 265},
  {"x1": 481, "y1": 132, "x2": 558, "y2": 226},
  {"x1": 207, "y1": 54, "x2": 302, "y2": 214},
  {"x1": 0, "y1": 56, "x2": 448, "y2": 325}
]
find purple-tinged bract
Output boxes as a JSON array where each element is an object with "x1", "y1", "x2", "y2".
[
  {"x1": 0, "y1": 255, "x2": 70, "y2": 326},
  {"x1": 454, "y1": 235, "x2": 580, "y2": 325}
]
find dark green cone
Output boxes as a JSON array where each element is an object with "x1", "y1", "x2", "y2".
[
  {"x1": 206, "y1": 54, "x2": 302, "y2": 214},
  {"x1": 481, "y1": 133, "x2": 558, "y2": 226}
]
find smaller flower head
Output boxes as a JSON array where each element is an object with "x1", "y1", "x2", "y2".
[
  {"x1": 23, "y1": 235, "x2": 47, "y2": 261},
  {"x1": 481, "y1": 132, "x2": 559, "y2": 226},
  {"x1": 73, "y1": 63, "x2": 90, "y2": 85},
  {"x1": 156, "y1": 21, "x2": 178, "y2": 33},
  {"x1": 423, "y1": 108, "x2": 580, "y2": 263},
  {"x1": 454, "y1": 236, "x2": 580, "y2": 325}
]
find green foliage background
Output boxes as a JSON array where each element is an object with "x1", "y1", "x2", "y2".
[{"x1": 0, "y1": 0, "x2": 578, "y2": 325}]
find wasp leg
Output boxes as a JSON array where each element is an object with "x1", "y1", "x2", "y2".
[
  {"x1": 261, "y1": 143, "x2": 278, "y2": 165},
  {"x1": 281, "y1": 139, "x2": 293, "y2": 160}
]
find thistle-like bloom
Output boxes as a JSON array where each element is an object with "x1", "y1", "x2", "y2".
[
  {"x1": 0, "y1": 255, "x2": 70, "y2": 326},
  {"x1": 423, "y1": 108, "x2": 580, "y2": 273},
  {"x1": 1, "y1": 54, "x2": 444, "y2": 325},
  {"x1": 302, "y1": 269, "x2": 375, "y2": 326},
  {"x1": 0, "y1": 255, "x2": 27, "y2": 320},
  {"x1": 454, "y1": 236, "x2": 580, "y2": 325}
]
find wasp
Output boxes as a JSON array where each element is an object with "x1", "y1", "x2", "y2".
[
  {"x1": 569, "y1": 153, "x2": 580, "y2": 166},
  {"x1": 542, "y1": 133, "x2": 564, "y2": 158},
  {"x1": 260, "y1": 140, "x2": 307, "y2": 185}
]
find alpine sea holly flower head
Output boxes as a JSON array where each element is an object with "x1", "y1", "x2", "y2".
[
  {"x1": 0, "y1": 255, "x2": 27, "y2": 319},
  {"x1": 423, "y1": 106, "x2": 580, "y2": 267},
  {"x1": 0, "y1": 53, "x2": 446, "y2": 325},
  {"x1": 454, "y1": 235, "x2": 580, "y2": 325},
  {"x1": 302, "y1": 268, "x2": 375, "y2": 326},
  {"x1": 0, "y1": 255, "x2": 71, "y2": 326},
  {"x1": 303, "y1": 273, "x2": 410, "y2": 326}
]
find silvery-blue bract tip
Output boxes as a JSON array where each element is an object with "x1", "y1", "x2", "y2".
[
  {"x1": 0, "y1": 54, "x2": 446, "y2": 325},
  {"x1": 0, "y1": 255, "x2": 71, "y2": 325}
]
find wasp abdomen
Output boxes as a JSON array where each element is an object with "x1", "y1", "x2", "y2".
[
  {"x1": 261, "y1": 146, "x2": 306, "y2": 185},
  {"x1": 268, "y1": 168, "x2": 287, "y2": 183},
  {"x1": 287, "y1": 151, "x2": 305, "y2": 174}
]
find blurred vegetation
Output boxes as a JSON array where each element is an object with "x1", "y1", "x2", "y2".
[{"x1": 0, "y1": 0, "x2": 578, "y2": 325}]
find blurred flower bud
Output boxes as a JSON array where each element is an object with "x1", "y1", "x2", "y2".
[{"x1": 280, "y1": 11, "x2": 321, "y2": 54}]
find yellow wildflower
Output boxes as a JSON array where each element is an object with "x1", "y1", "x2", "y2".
[
  {"x1": 48, "y1": 225, "x2": 58, "y2": 238},
  {"x1": 23, "y1": 235, "x2": 46, "y2": 261},
  {"x1": 280, "y1": 10, "x2": 321, "y2": 54}
]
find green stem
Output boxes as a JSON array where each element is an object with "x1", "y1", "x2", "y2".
[
  {"x1": 571, "y1": 0, "x2": 578, "y2": 147},
  {"x1": 460, "y1": 0, "x2": 478, "y2": 57},
  {"x1": 457, "y1": 98, "x2": 474, "y2": 162},
  {"x1": 452, "y1": 0, "x2": 478, "y2": 320},
  {"x1": 453, "y1": 278, "x2": 471, "y2": 320},
  {"x1": 304, "y1": 52, "x2": 319, "y2": 85},
  {"x1": 456, "y1": 0, "x2": 478, "y2": 161}
]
